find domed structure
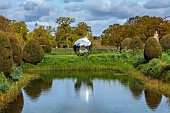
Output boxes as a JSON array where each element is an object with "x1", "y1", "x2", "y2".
[{"x1": 73, "y1": 37, "x2": 92, "y2": 56}]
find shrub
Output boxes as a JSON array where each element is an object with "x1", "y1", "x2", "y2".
[
  {"x1": 37, "y1": 37, "x2": 52, "y2": 53},
  {"x1": 8, "y1": 34, "x2": 23, "y2": 66},
  {"x1": 0, "y1": 31, "x2": 13, "y2": 76},
  {"x1": 144, "y1": 37, "x2": 162, "y2": 61},
  {"x1": 120, "y1": 38, "x2": 132, "y2": 50},
  {"x1": 160, "y1": 34, "x2": 170, "y2": 51},
  {"x1": 129, "y1": 36, "x2": 144, "y2": 51},
  {"x1": 23, "y1": 39, "x2": 44, "y2": 65}
]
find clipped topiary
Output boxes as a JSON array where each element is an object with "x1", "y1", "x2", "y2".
[
  {"x1": 8, "y1": 34, "x2": 23, "y2": 66},
  {"x1": 37, "y1": 37, "x2": 52, "y2": 53},
  {"x1": 129, "y1": 36, "x2": 144, "y2": 51},
  {"x1": 0, "y1": 31, "x2": 13, "y2": 76},
  {"x1": 23, "y1": 39, "x2": 44, "y2": 65},
  {"x1": 144, "y1": 37, "x2": 162, "y2": 61},
  {"x1": 160, "y1": 34, "x2": 170, "y2": 51},
  {"x1": 120, "y1": 38, "x2": 132, "y2": 50}
]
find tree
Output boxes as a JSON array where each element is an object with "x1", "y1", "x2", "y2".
[
  {"x1": 75, "y1": 22, "x2": 92, "y2": 37},
  {"x1": 55, "y1": 17, "x2": 75, "y2": 26},
  {"x1": 11, "y1": 21, "x2": 29, "y2": 44},
  {"x1": 0, "y1": 15, "x2": 11, "y2": 33},
  {"x1": 101, "y1": 24, "x2": 123, "y2": 49},
  {"x1": 55, "y1": 17, "x2": 76, "y2": 48}
]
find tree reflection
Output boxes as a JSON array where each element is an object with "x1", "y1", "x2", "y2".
[
  {"x1": 1, "y1": 92, "x2": 23, "y2": 113},
  {"x1": 119, "y1": 77, "x2": 144, "y2": 100},
  {"x1": 144, "y1": 89, "x2": 162, "y2": 110},
  {"x1": 23, "y1": 79, "x2": 52, "y2": 100}
]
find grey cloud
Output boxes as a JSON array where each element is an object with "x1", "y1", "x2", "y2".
[
  {"x1": 20, "y1": 1, "x2": 38, "y2": 10},
  {"x1": 18, "y1": 0, "x2": 53, "y2": 22},
  {"x1": 144, "y1": 0, "x2": 170, "y2": 9},
  {"x1": 0, "y1": 3, "x2": 11, "y2": 9},
  {"x1": 88, "y1": 1, "x2": 143, "y2": 20},
  {"x1": 64, "y1": 0, "x2": 84, "y2": 3}
]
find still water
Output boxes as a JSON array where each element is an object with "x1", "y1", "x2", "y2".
[{"x1": 1, "y1": 71, "x2": 170, "y2": 113}]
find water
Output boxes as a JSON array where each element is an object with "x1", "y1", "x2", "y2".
[{"x1": 1, "y1": 71, "x2": 170, "y2": 113}]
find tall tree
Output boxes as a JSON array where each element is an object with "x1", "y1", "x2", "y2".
[
  {"x1": 101, "y1": 24, "x2": 123, "y2": 49},
  {"x1": 55, "y1": 17, "x2": 75, "y2": 48},
  {"x1": 11, "y1": 21, "x2": 29, "y2": 44}
]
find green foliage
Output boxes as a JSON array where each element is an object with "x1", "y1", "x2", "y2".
[
  {"x1": 23, "y1": 39, "x2": 44, "y2": 65},
  {"x1": 8, "y1": 34, "x2": 23, "y2": 66},
  {"x1": 160, "y1": 34, "x2": 170, "y2": 51},
  {"x1": 120, "y1": 38, "x2": 132, "y2": 50},
  {"x1": 0, "y1": 31, "x2": 13, "y2": 76},
  {"x1": 129, "y1": 36, "x2": 144, "y2": 51},
  {"x1": 9, "y1": 65, "x2": 23, "y2": 81},
  {"x1": 137, "y1": 58, "x2": 170, "y2": 81},
  {"x1": 37, "y1": 37, "x2": 52, "y2": 53},
  {"x1": 0, "y1": 73, "x2": 11, "y2": 94},
  {"x1": 10, "y1": 21, "x2": 29, "y2": 44},
  {"x1": 144, "y1": 37, "x2": 162, "y2": 61}
]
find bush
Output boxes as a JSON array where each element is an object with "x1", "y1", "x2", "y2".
[
  {"x1": 37, "y1": 37, "x2": 52, "y2": 53},
  {"x1": 129, "y1": 36, "x2": 144, "y2": 51},
  {"x1": 8, "y1": 34, "x2": 23, "y2": 66},
  {"x1": 144, "y1": 37, "x2": 162, "y2": 61},
  {"x1": 0, "y1": 31, "x2": 13, "y2": 76},
  {"x1": 120, "y1": 38, "x2": 132, "y2": 50},
  {"x1": 160, "y1": 34, "x2": 170, "y2": 51},
  {"x1": 23, "y1": 39, "x2": 44, "y2": 65}
]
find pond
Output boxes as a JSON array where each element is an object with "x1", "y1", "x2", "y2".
[{"x1": 1, "y1": 71, "x2": 170, "y2": 113}]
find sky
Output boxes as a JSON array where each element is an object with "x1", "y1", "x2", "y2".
[{"x1": 1, "y1": 0, "x2": 170, "y2": 36}]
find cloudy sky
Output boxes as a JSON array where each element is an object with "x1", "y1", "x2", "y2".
[{"x1": 1, "y1": 0, "x2": 170, "y2": 36}]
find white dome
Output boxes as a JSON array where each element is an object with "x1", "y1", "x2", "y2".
[{"x1": 74, "y1": 37, "x2": 91, "y2": 46}]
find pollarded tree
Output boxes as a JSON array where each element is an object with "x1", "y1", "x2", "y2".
[
  {"x1": 23, "y1": 39, "x2": 44, "y2": 65},
  {"x1": 120, "y1": 38, "x2": 132, "y2": 50},
  {"x1": 8, "y1": 34, "x2": 23, "y2": 66},
  {"x1": 160, "y1": 34, "x2": 170, "y2": 51},
  {"x1": 144, "y1": 37, "x2": 162, "y2": 61},
  {"x1": 129, "y1": 36, "x2": 144, "y2": 51},
  {"x1": 0, "y1": 31, "x2": 13, "y2": 76}
]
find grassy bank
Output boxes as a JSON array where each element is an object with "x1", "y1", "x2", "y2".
[{"x1": 0, "y1": 73, "x2": 38, "y2": 110}]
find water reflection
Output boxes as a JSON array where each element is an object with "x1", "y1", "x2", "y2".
[
  {"x1": 144, "y1": 89, "x2": 162, "y2": 110},
  {"x1": 1, "y1": 71, "x2": 170, "y2": 113},
  {"x1": 118, "y1": 76, "x2": 144, "y2": 100},
  {"x1": 74, "y1": 78, "x2": 93, "y2": 103},
  {"x1": 1, "y1": 92, "x2": 23, "y2": 113},
  {"x1": 23, "y1": 79, "x2": 52, "y2": 100}
]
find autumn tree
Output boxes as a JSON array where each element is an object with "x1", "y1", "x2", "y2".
[
  {"x1": 11, "y1": 21, "x2": 29, "y2": 45},
  {"x1": 101, "y1": 24, "x2": 124, "y2": 49},
  {"x1": 0, "y1": 15, "x2": 11, "y2": 33},
  {"x1": 55, "y1": 17, "x2": 76, "y2": 48}
]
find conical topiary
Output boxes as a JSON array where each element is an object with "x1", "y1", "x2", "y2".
[
  {"x1": 0, "y1": 31, "x2": 13, "y2": 76},
  {"x1": 160, "y1": 34, "x2": 170, "y2": 51},
  {"x1": 129, "y1": 36, "x2": 144, "y2": 51},
  {"x1": 120, "y1": 38, "x2": 132, "y2": 50},
  {"x1": 144, "y1": 37, "x2": 162, "y2": 61},
  {"x1": 8, "y1": 34, "x2": 23, "y2": 66},
  {"x1": 23, "y1": 39, "x2": 44, "y2": 65},
  {"x1": 37, "y1": 37, "x2": 52, "y2": 53}
]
